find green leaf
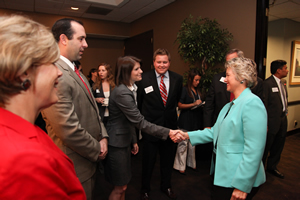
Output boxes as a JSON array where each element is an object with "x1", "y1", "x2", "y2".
[{"x1": 176, "y1": 15, "x2": 233, "y2": 92}]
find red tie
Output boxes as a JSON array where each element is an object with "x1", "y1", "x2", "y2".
[
  {"x1": 74, "y1": 66, "x2": 92, "y2": 98},
  {"x1": 160, "y1": 75, "x2": 167, "y2": 106}
]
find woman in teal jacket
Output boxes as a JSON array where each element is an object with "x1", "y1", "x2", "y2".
[{"x1": 179, "y1": 57, "x2": 267, "y2": 200}]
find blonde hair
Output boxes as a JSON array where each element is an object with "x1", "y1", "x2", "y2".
[
  {"x1": 225, "y1": 57, "x2": 257, "y2": 88},
  {"x1": 0, "y1": 15, "x2": 59, "y2": 106}
]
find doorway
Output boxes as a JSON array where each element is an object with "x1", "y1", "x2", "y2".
[{"x1": 124, "y1": 30, "x2": 153, "y2": 72}]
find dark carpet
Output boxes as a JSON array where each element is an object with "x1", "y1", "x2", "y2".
[{"x1": 95, "y1": 132, "x2": 300, "y2": 200}]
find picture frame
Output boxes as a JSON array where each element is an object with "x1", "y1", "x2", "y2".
[{"x1": 289, "y1": 40, "x2": 300, "y2": 85}]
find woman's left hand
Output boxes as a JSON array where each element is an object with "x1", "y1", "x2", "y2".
[
  {"x1": 230, "y1": 188, "x2": 247, "y2": 200},
  {"x1": 131, "y1": 143, "x2": 139, "y2": 155},
  {"x1": 95, "y1": 97, "x2": 104, "y2": 104}
]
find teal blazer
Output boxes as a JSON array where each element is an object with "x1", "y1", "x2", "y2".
[{"x1": 189, "y1": 88, "x2": 267, "y2": 193}]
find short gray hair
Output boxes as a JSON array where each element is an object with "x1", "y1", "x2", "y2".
[
  {"x1": 226, "y1": 48, "x2": 244, "y2": 58},
  {"x1": 225, "y1": 57, "x2": 257, "y2": 88}
]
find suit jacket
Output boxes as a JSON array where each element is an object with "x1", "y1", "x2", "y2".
[
  {"x1": 203, "y1": 72, "x2": 229, "y2": 127},
  {"x1": 107, "y1": 84, "x2": 169, "y2": 148},
  {"x1": 137, "y1": 69, "x2": 183, "y2": 142},
  {"x1": 204, "y1": 72, "x2": 264, "y2": 127},
  {"x1": 263, "y1": 75, "x2": 288, "y2": 134},
  {"x1": 0, "y1": 108, "x2": 85, "y2": 199},
  {"x1": 252, "y1": 77, "x2": 263, "y2": 100},
  {"x1": 42, "y1": 58, "x2": 108, "y2": 183},
  {"x1": 189, "y1": 88, "x2": 267, "y2": 193}
]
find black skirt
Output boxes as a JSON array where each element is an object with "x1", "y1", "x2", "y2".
[{"x1": 104, "y1": 145, "x2": 131, "y2": 186}]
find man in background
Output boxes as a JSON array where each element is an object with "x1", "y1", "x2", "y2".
[
  {"x1": 262, "y1": 60, "x2": 289, "y2": 179},
  {"x1": 138, "y1": 48, "x2": 183, "y2": 200},
  {"x1": 42, "y1": 18, "x2": 108, "y2": 199}
]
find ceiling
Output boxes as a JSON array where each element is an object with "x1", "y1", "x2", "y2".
[
  {"x1": 269, "y1": 0, "x2": 300, "y2": 22},
  {"x1": 0, "y1": 0, "x2": 176, "y2": 23},
  {"x1": 0, "y1": 0, "x2": 299, "y2": 23}
]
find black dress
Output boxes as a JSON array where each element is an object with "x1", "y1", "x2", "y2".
[
  {"x1": 178, "y1": 87, "x2": 203, "y2": 131},
  {"x1": 173, "y1": 86, "x2": 203, "y2": 171}
]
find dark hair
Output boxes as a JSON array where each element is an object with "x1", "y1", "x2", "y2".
[
  {"x1": 52, "y1": 18, "x2": 83, "y2": 42},
  {"x1": 270, "y1": 60, "x2": 287, "y2": 74},
  {"x1": 115, "y1": 56, "x2": 141, "y2": 86},
  {"x1": 153, "y1": 48, "x2": 171, "y2": 61},
  {"x1": 186, "y1": 69, "x2": 201, "y2": 98},
  {"x1": 88, "y1": 68, "x2": 97, "y2": 78}
]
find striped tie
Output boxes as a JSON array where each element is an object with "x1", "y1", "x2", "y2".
[
  {"x1": 280, "y1": 80, "x2": 288, "y2": 112},
  {"x1": 160, "y1": 75, "x2": 167, "y2": 106}
]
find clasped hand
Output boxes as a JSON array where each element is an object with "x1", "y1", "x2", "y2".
[
  {"x1": 169, "y1": 130, "x2": 189, "y2": 143},
  {"x1": 99, "y1": 138, "x2": 108, "y2": 160},
  {"x1": 95, "y1": 97, "x2": 105, "y2": 104}
]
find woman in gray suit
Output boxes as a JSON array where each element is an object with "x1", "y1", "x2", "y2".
[{"x1": 105, "y1": 56, "x2": 177, "y2": 200}]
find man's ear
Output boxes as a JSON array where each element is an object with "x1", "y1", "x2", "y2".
[
  {"x1": 60, "y1": 34, "x2": 68, "y2": 46},
  {"x1": 276, "y1": 68, "x2": 282, "y2": 74}
]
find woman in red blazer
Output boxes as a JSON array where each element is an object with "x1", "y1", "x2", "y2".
[{"x1": 0, "y1": 15, "x2": 85, "y2": 199}]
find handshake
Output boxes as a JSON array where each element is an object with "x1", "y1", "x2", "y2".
[{"x1": 169, "y1": 130, "x2": 189, "y2": 143}]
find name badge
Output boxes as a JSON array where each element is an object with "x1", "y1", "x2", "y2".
[
  {"x1": 219, "y1": 77, "x2": 226, "y2": 83},
  {"x1": 96, "y1": 89, "x2": 100, "y2": 93},
  {"x1": 144, "y1": 86, "x2": 154, "y2": 94},
  {"x1": 272, "y1": 87, "x2": 279, "y2": 92}
]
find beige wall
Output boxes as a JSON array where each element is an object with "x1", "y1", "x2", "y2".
[
  {"x1": 130, "y1": 0, "x2": 257, "y2": 75},
  {"x1": 267, "y1": 19, "x2": 300, "y2": 131},
  {"x1": 0, "y1": 8, "x2": 129, "y2": 77},
  {"x1": 0, "y1": 8, "x2": 130, "y2": 35},
  {"x1": 0, "y1": 1, "x2": 258, "y2": 76},
  {"x1": 0, "y1": 1, "x2": 257, "y2": 76},
  {"x1": 82, "y1": 38, "x2": 124, "y2": 75}
]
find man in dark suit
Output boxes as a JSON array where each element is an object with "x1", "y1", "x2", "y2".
[
  {"x1": 262, "y1": 60, "x2": 289, "y2": 179},
  {"x1": 203, "y1": 49, "x2": 263, "y2": 128},
  {"x1": 138, "y1": 49, "x2": 183, "y2": 200},
  {"x1": 42, "y1": 18, "x2": 108, "y2": 200}
]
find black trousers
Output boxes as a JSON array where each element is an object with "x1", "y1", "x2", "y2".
[
  {"x1": 262, "y1": 114, "x2": 287, "y2": 170},
  {"x1": 141, "y1": 137, "x2": 176, "y2": 192},
  {"x1": 211, "y1": 185, "x2": 259, "y2": 200}
]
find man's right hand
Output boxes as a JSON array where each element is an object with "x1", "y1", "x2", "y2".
[{"x1": 99, "y1": 138, "x2": 108, "y2": 160}]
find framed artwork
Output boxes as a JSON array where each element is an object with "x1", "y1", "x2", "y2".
[{"x1": 290, "y1": 40, "x2": 300, "y2": 85}]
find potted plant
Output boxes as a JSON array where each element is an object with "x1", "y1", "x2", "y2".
[{"x1": 176, "y1": 15, "x2": 233, "y2": 95}]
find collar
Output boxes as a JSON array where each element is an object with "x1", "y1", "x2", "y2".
[
  {"x1": 155, "y1": 70, "x2": 169, "y2": 79},
  {"x1": 231, "y1": 88, "x2": 251, "y2": 105},
  {"x1": 273, "y1": 74, "x2": 281, "y2": 84},
  {"x1": 0, "y1": 107, "x2": 38, "y2": 138},
  {"x1": 60, "y1": 55, "x2": 75, "y2": 71},
  {"x1": 127, "y1": 83, "x2": 138, "y2": 92}
]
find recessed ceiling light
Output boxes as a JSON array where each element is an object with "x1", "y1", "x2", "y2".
[
  {"x1": 71, "y1": 7, "x2": 79, "y2": 10},
  {"x1": 76, "y1": 0, "x2": 127, "y2": 6}
]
